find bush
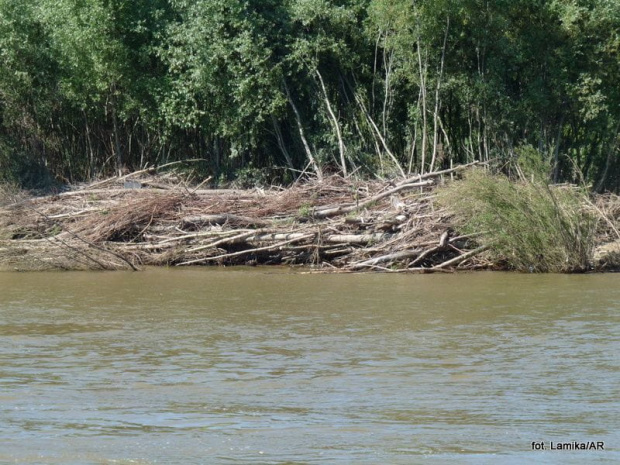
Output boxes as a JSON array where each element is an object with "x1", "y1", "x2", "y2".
[{"x1": 439, "y1": 169, "x2": 597, "y2": 272}]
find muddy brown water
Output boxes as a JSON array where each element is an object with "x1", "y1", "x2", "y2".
[{"x1": 0, "y1": 269, "x2": 618, "y2": 464}]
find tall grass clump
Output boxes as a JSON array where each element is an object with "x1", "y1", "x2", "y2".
[
  {"x1": 439, "y1": 169, "x2": 597, "y2": 272},
  {"x1": 0, "y1": 181, "x2": 25, "y2": 207}
]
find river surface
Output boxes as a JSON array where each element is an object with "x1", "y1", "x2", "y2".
[{"x1": 0, "y1": 269, "x2": 618, "y2": 464}]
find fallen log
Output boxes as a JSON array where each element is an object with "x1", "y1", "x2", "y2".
[
  {"x1": 349, "y1": 249, "x2": 423, "y2": 270},
  {"x1": 187, "y1": 230, "x2": 259, "y2": 253},
  {"x1": 178, "y1": 233, "x2": 316, "y2": 265},
  {"x1": 397, "y1": 160, "x2": 486, "y2": 185},
  {"x1": 432, "y1": 245, "x2": 490, "y2": 270},
  {"x1": 181, "y1": 214, "x2": 269, "y2": 228},
  {"x1": 319, "y1": 233, "x2": 389, "y2": 243},
  {"x1": 313, "y1": 180, "x2": 434, "y2": 218}
]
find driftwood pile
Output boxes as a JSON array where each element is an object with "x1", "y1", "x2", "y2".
[{"x1": 0, "y1": 162, "x2": 493, "y2": 271}]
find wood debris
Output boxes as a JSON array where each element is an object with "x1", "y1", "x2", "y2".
[{"x1": 0, "y1": 162, "x2": 495, "y2": 271}]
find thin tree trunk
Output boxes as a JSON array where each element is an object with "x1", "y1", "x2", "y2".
[
  {"x1": 412, "y1": 0, "x2": 428, "y2": 174},
  {"x1": 430, "y1": 17, "x2": 450, "y2": 173},
  {"x1": 213, "y1": 137, "x2": 221, "y2": 175},
  {"x1": 354, "y1": 92, "x2": 405, "y2": 178},
  {"x1": 382, "y1": 32, "x2": 394, "y2": 139},
  {"x1": 83, "y1": 111, "x2": 95, "y2": 179},
  {"x1": 553, "y1": 114, "x2": 565, "y2": 183},
  {"x1": 271, "y1": 115, "x2": 294, "y2": 169},
  {"x1": 339, "y1": 72, "x2": 370, "y2": 158},
  {"x1": 483, "y1": 105, "x2": 490, "y2": 162},
  {"x1": 408, "y1": 123, "x2": 418, "y2": 175},
  {"x1": 417, "y1": 44, "x2": 428, "y2": 174},
  {"x1": 112, "y1": 106, "x2": 123, "y2": 176},
  {"x1": 372, "y1": 30, "x2": 382, "y2": 114},
  {"x1": 467, "y1": 109, "x2": 475, "y2": 162},
  {"x1": 595, "y1": 121, "x2": 620, "y2": 192},
  {"x1": 283, "y1": 79, "x2": 322, "y2": 181},
  {"x1": 408, "y1": 86, "x2": 423, "y2": 174},
  {"x1": 315, "y1": 69, "x2": 347, "y2": 177},
  {"x1": 476, "y1": 106, "x2": 483, "y2": 161}
]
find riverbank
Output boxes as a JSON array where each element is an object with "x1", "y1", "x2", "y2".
[{"x1": 1, "y1": 164, "x2": 619, "y2": 272}]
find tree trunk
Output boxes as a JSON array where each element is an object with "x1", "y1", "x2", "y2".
[
  {"x1": 283, "y1": 80, "x2": 322, "y2": 181},
  {"x1": 111, "y1": 102, "x2": 123, "y2": 176},
  {"x1": 315, "y1": 69, "x2": 347, "y2": 177},
  {"x1": 595, "y1": 122, "x2": 620, "y2": 192},
  {"x1": 417, "y1": 44, "x2": 428, "y2": 174},
  {"x1": 552, "y1": 114, "x2": 565, "y2": 183},
  {"x1": 430, "y1": 17, "x2": 450, "y2": 172},
  {"x1": 271, "y1": 116, "x2": 294, "y2": 170}
]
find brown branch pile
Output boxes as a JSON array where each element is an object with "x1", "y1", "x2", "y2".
[
  {"x1": 0, "y1": 162, "x2": 497, "y2": 271},
  {"x1": 589, "y1": 193, "x2": 620, "y2": 269}
]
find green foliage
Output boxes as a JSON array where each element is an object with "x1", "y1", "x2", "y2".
[
  {"x1": 0, "y1": 0, "x2": 619, "y2": 190},
  {"x1": 298, "y1": 202, "x2": 313, "y2": 218},
  {"x1": 515, "y1": 145, "x2": 551, "y2": 183},
  {"x1": 162, "y1": 0, "x2": 285, "y2": 132},
  {"x1": 439, "y1": 170, "x2": 597, "y2": 272}
]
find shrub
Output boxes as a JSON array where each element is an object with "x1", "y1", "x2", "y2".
[{"x1": 439, "y1": 169, "x2": 597, "y2": 272}]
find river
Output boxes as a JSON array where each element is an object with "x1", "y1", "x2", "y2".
[{"x1": 0, "y1": 269, "x2": 618, "y2": 464}]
